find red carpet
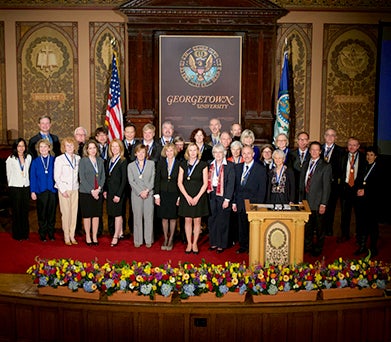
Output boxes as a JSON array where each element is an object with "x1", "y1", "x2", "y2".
[{"x1": 1, "y1": 226, "x2": 390, "y2": 274}]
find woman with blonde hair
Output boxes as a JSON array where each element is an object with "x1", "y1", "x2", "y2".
[
  {"x1": 154, "y1": 143, "x2": 180, "y2": 250},
  {"x1": 104, "y1": 139, "x2": 128, "y2": 247},
  {"x1": 54, "y1": 137, "x2": 81, "y2": 245},
  {"x1": 178, "y1": 143, "x2": 209, "y2": 254},
  {"x1": 240, "y1": 129, "x2": 261, "y2": 163}
]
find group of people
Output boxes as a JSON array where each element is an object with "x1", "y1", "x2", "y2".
[{"x1": 5, "y1": 115, "x2": 381, "y2": 258}]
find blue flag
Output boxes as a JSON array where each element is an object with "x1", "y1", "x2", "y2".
[{"x1": 273, "y1": 51, "x2": 290, "y2": 141}]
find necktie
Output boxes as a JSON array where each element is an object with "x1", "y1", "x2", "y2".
[
  {"x1": 300, "y1": 152, "x2": 305, "y2": 165},
  {"x1": 305, "y1": 161, "x2": 314, "y2": 193},
  {"x1": 348, "y1": 154, "x2": 355, "y2": 187},
  {"x1": 241, "y1": 165, "x2": 249, "y2": 186}
]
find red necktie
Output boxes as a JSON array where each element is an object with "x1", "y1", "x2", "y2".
[{"x1": 348, "y1": 154, "x2": 355, "y2": 187}]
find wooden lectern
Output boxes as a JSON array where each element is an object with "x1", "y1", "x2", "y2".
[{"x1": 245, "y1": 200, "x2": 311, "y2": 266}]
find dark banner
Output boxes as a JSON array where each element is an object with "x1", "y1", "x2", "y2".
[{"x1": 160, "y1": 35, "x2": 242, "y2": 141}]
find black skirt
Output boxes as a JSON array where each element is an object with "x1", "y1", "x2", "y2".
[{"x1": 79, "y1": 192, "x2": 103, "y2": 218}]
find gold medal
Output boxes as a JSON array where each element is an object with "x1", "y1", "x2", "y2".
[
  {"x1": 168, "y1": 176, "x2": 171, "y2": 180},
  {"x1": 187, "y1": 177, "x2": 190, "y2": 180},
  {"x1": 276, "y1": 186, "x2": 280, "y2": 191},
  {"x1": 350, "y1": 169, "x2": 354, "y2": 173},
  {"x1": 363, "y1": 181, "x2": 366, "y2": 185},
  {"x1": 324, "y1": 156, "x2": 328, "y2": 162},
  {"x1": 139, "y1": 175, "x2": 143, "y2": 179}
]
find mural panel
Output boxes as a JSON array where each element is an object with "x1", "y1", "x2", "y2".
[
  {"x1": 322, "y1": 25, "x2": 378, "y2": 146},
  {"x1": 16, "y1": 22, "x2": 78, "y2": 141}
]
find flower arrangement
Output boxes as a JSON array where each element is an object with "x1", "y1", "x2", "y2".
[
  {"x1": 176, "y1": 261, "x2": 248, "y2": 299},
  {"x1": 247, "y1": 262, "x2": 323, "y2": 295},
  {"x1": 26, "y1": 257, "x2": 391, "y2": 299},
  {"x1": 99, "y1": 261, "x2": 177, "y2": 299},
  {"x1": 26, "y1": 258, "x2": 101, "y2": 293},
  {"x1": 319, "y1": 257, "x2": 391, "y2": 290}
]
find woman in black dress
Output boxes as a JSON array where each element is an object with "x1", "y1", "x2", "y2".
[
  {"x1": 267, "y1": 149, "x2": 295, "y2": 204},
  {"x1": 178, "y1": 143, "x2": 209, "y2": 254},
  {"x1": 154, "y1": 143, "x2": 180, "y2": 251},
  {"x1": 104, "y1": 139, "x2": 128, "y2": 247}
]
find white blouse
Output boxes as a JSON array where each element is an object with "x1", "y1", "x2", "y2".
[{"x1": 6, "y1": 154, "x2": 32, "y2": 187}]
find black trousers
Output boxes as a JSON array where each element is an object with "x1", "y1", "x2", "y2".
[
  {"x1": 208, "y1": 191, "x2": 231, "y2": 249},
  {"x1": 9, "y1": 186, "x2": 30, "y2": 240},
  {"x1": 36, "y1": 190, "x2": 56, "y2": 240},
  {"x1": 237, "y1": 209, "x2": 249, "y2": 251},
  {"x1": 304, "y1": 210, "x2": 325, "y2": 255},
  {"x1": 340, "y1": 184, "x2": 360, "y2": 239}
]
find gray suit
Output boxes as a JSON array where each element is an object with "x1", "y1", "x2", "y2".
[
  {"x1": 128, "y1": 160, "x2": 155, "y2": 246},
  {"x1": 299, "y1": 158, "x2": 332, "y2": 256}
]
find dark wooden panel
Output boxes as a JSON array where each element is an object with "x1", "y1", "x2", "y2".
[
  {"x1": 316, "y1": 310, "x2": 338, "y2": 341},
  {"x1": 215, "y1": 313, "x2": 237, "y2": 340},
  {"x1": 112, "y1": 311, "x2": 135, "y2": 341},
  {"x1": 15, "y1": 304, "x2": 35, "y2": 341},
  {"x1": 63, "y1": 309, "x2": 83, "y2": 341},
  {"x1": 0, "y1": 303, "x2": 12, "y2": 341},
  {"x1": 288, "y1": 312, "x2": 314, "y2": 342},
  {"x1": 38, "y1": 307, "x2": 59, "y2": 342}
]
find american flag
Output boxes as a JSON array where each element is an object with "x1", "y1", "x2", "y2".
[{"x1": 105, "y1": 54, "x2": 124, "y2": 141}]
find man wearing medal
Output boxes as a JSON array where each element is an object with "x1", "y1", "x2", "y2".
[
  {"x1": 232, "y1": 145, "x2": 267, "y2": 254},
  {"x1": 339, "y1": 137, "x2": 366, "y2": 244},
  {"x1": 321, "y1": 128, "x2": 345, "y2": 236},
  {"x1": 28, "y1": 114, "x2": 61, "y2": 159},
  {"x1": 289, "y1": 131, "x2": 310, "y2": 202},
  {"x1": 355, "y1": 146, "x2": 381, "y2": 256}
]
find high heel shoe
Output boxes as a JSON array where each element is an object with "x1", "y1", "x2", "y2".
[
  {"x1": 185, "y1": 246, "x2": 192, "y2": 254},
  {"x1": 86, "y1": 240, "x2": 92, "y2": 246},
  {"x1": 93, "y1": 240, "x2": 99, "y2": 246},
  {"x1": 111, "y1": 237, "x2": 119, "y2": 247}
]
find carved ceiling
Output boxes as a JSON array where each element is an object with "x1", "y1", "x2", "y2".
[{"x1": 1, "y1": 0, "x2": 390, "y2": 10}]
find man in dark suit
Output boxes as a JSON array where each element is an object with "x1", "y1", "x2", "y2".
[
  {"x1": 299, "y1": 141, "x2": 332, "y2": 257},
  {"x1": 74, "y1": 126, "x2": 87, "y2": 236},
  {"x1": 321, "y1": 128, "x2": 345, "y2": 236},
  {"x1": 232, "y1": 145, "x2": 267, "y2": 254},
  {"x1": 207, "y1": 118, "x2": 222, "y2": 146},
  {"x1": 122, "y1": 122, "x2": 139, "y2": 236},
  {"x1": 339, "y1": 136, "x2": 366, "y2": 243},
  {"x1": 94, "y1": 126, "x2": 111, "y2": 236},
  {"x1": 123, "y1": 122, "x2": 138, "y2": 163},
  {"x1": 157, "y1": 120, "x2": 175, "y2": 147},
  {"x1": 140, "y1": 123, "x2": 162, "y2": 163},
  {"x1": 219, "y1": 131, "x2": 232, "y2": 159},
  {"x1": 289, "y1": 131, "x2": 310, "y2": 202},
  {"x1": 28, "y1": 114, "x2": 61, "y2": 158}
]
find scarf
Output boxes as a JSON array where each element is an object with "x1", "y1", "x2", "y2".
[{"x1": 207, "y1": 162, "x2": 224, "y2": 197}]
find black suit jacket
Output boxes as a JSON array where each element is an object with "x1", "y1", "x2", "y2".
[
  {"x1": 233, "y1": 162, "x2": 267, "y2": 211},
  {"x1": 208, "y1": 161, "x2": 236, "y2": 201},
  {"x1": 28, "y1": 133, "x2": 61, "y2": 158},
  {"x1": 340, "y1": 151, "x2": 366, "y2": 190},
  {"x1": 141, "y1": 140, "x2": 162, "y2": 163},
  {"x1": 154, "y1": 158, "x2": 180, "y2": 194},
  {"x1": 123, "y1": 139, "x2": 139, "y2": 163},
  {"x1": 321, "y1": 144, "x2": 344, "y2": 184},
  {"x1": 104, "y1": 158, "x2": 128, "y2": 197}
]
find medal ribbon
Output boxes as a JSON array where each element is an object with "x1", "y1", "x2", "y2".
[{"x1": 136, "y1": 158, "x2": 146, "y2": 177}]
